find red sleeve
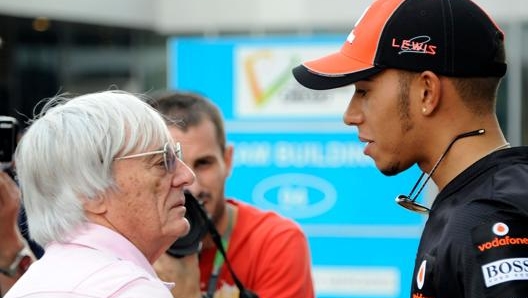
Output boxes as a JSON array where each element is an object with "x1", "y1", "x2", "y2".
[
  {"x1": 250, "y1": 224, "x2": 315, "y2": 298},
  {"x1": 218, "y1": 201, "x2": 315, "y2": 298}
]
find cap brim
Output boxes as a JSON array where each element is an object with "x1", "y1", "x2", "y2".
[{"x1": 292, "y1": 52, "x2": 383, "y2": 90}]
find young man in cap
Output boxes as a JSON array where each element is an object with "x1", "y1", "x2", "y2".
[{"x1": 292, "y1": 0, "x2": 528, "y2": 297}]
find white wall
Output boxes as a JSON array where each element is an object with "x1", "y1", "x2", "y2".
[
  {"x1": 0, "y1": 0, "x2": 156, "y2": 29},
  {"x1": 154, "y1": 0, "x2": 366, "y2": 34},
  {"x1": 0, "y1": 0, "x2": 526, "y2": 34}
]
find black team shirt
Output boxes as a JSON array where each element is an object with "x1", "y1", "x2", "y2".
[{"x1": 410, "y1": 147, "x2": 528, "y2": 298}]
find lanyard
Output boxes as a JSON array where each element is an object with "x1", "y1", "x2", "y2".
[{"x1": 206, "y1": 205, "x2": 234, "y2": 297}]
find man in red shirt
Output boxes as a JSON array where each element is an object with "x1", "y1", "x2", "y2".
[{"x1": 152, "y1": 91, "x2": 315, "y2": 298}]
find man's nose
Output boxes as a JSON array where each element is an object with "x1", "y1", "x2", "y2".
[{"x1": 343, "y1": 98, "x2": 363, "y2": 126}]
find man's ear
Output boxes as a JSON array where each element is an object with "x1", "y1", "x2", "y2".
[
  {"x1": 419, "y1": 71, "x2": 441, "y2": 115},
  {"x1": 223, "y1": 144, "x2": 234, "y2": 178},
  {"x1": 82, "y1": 195, "x2": 107, "y2": 215}
]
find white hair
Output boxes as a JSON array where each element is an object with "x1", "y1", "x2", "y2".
[{"x1": 15, "y1": 90, "x2": 173, "y2": 247}]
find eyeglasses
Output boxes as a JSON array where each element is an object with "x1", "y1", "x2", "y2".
[{"x1": 114, "y1": 142, "x2": 182, "y2": 173}]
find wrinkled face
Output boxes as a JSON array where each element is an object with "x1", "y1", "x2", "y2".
[
  {"x1": 343, "y1": 69, "x2": 417, "y2": 176},
  {"x1": 107, "y1": 142, "x2": 195, "y2": 261},
  {"x1": 168, "y1": 120, "x2": 233, "y2": 227}
]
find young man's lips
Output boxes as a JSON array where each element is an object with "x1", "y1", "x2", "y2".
[
  {"x1": 359, "y1": 137, "x2": 374, "y2": 155},
  {"x1": 358, "y1": 135, "x2": 373, "y2": 143}
]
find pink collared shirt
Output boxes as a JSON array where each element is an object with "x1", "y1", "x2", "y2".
[{"x1": 5, "y1": 223, "x2": 174, "y2": 298}]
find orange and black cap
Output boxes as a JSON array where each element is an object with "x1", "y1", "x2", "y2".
[{"x1": 293, "y1": 0, "x2": 507, "y2": 90}]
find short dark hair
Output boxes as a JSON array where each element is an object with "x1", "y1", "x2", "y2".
[
  {"x1": 396, "y1": 70, "x2": 501, "y2": 116},
  {"x1": 450, "y1": 77, "x2": 502, "y2": 115},
  {"x1": 148, "y1": 91, "x2": 227, "y2": 152}
]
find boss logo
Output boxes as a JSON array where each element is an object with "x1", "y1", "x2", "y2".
[{"x1": 481, "y1": 257, "x2": 528, "y2": 287}]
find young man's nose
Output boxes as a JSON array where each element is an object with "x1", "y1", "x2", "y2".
[{"x1": 343, "y1": 98, "x2": 363, "y2": 126}]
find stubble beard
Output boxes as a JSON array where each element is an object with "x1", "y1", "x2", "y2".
[{"x1": 380, "y1": 72, "x2": 415, "y2": 177}]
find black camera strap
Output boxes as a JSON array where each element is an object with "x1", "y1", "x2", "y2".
[
  {"x1": 198, "y1": 203, "x2": 258, "y2": 298},
  {"x1": 205, "y1": 206, "x2": 233, "y2": 297}
]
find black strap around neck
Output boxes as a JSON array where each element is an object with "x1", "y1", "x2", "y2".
[{"x1": 196, "y1": 201, "x2": 258, "y2": 298}]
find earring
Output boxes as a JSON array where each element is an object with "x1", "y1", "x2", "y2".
[{"x1": 422, "y1": 107, "x2": 427, "y2": 113}]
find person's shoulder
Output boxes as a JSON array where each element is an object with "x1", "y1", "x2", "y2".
[
  {"x1": 5, "y1": 254, "x2": 170, "y2": 298},
  {"x1": 64, "y1": 256, "x2": 171, "y2": 297},
  {"x1": 22, "y1": 243, "x2": 167, "y2": 296},
  {"x1": 229, "y1": 199, "x2": 304, "y2": 234},
  {"x1": 437, "y1": 194, "x2": 528, "y2": 248},
  {"x1": 443, "y1": 147, "x2": 528, "y2": 215},
  {"x1": 230, "y1": 199, "x2": 298, "y2": 223},
  {"x1": 6, "y1": 276, "x2": 172, "y2": 298}
]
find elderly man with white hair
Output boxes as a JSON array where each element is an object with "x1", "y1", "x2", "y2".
[{"x1": 5, "y1": 90, "x2": 195, "y2": 298}]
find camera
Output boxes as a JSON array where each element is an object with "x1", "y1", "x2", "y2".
[
  {"x1": 0, "y1": 116, "x2": 18, "y2": 169},
  {"x1": 167, "y1": 191, "x2": 209, "y2": 258}
]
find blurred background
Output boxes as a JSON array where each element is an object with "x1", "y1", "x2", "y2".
[
  {"x1": 1, "y1": 0, "x2": 527, "y2": 144},
  {"x1": 1, "y1": 1, "x2": 527, "y2": 297}
]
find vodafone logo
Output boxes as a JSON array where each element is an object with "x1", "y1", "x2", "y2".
[
  {"x1": 476, "y1": 222, "x2": 528, "y2": 252},
  {"x1": 492, "y1": 222, "x2": 509, "y2": 236},
  {"x1": 416, "y1": 260, "x2": 426, "y2": 290}
]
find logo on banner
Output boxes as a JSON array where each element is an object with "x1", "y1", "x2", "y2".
[
  {"x1": 235, "y1": 45, "x2": 354, "y2": 118},
  {"x1": 252, "y1": 173, "x2": 336, "y2": 219},
  {"x1": 243, "y1": 50, "x2": 294, "y2": 107}
]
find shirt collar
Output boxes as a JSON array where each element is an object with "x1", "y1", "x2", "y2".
[{"x1": 68, "y1": 222, "x2": 158, "y2": 278}]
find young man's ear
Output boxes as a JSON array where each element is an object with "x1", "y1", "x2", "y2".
[{"x1": 418, "y1": 71, "x2": 441, "y2": 115}]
